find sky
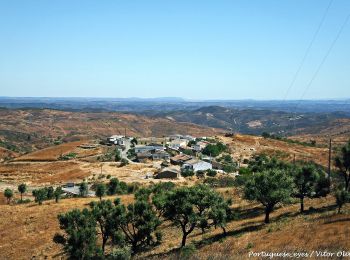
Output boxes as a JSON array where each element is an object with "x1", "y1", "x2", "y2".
[{"x1": 0, "y1": 0, "x2": 349, "y2": 100}]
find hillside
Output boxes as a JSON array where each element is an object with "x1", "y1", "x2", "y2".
[
  {"x1": 145, "y1": 106, "x2": 350, "y2": 138},
  {"x1": 219, "y1": 134, "x2": 329, "y2": 167},
  {"x1": 0, "y1": 109, "x2": 222, "y2": 154},
  {"x1": 0, "y1": 147, "x2": 18, "y2": 162},
  {"x1": 0, "y1": 190, "x2": 349, "y2": 259}
]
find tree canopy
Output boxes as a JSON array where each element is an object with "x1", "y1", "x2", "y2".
[
  {"x1": 335, "y1": 140, "x2": 350, "y2": 191},
  {"x1": 244, "y1": 169, "x2": 294, "y2": 223}
]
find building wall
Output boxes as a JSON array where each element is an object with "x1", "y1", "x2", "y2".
[{"x1": 193, "y1": 161, "x2": 212, "y2": 172}]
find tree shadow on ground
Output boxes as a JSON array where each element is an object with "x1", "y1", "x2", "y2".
[
  {"x1": 235, "y1": 205, "x2": 264, "y2": 220},
  {"x1": 193, "y1": 222, "x2": 265, "y2": 249},
  {"x1": 323, "y1": 217, "x2": 350, "y2": 224},
  {"x1": 304, "y1": 203, "x2": 337, "y2": 215}
]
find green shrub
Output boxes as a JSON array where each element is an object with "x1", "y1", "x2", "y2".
[
  {"x1": 180, "y1": 244, "x2": 196, "y2": 259},
  {"x1": 59, "y1": 152, "x2": 77, "y2": 161},
  {"x1": 16, "y1": 198, "x2": 31, "y2": 204},
  {"x1": 109, "y1": 247, "x2": 131, "y2": 260},
  {"x1": 181, "y1": 169, "x2": 195, "y2": 177},
  {"x1": 206, "y1": 169, "x2": 217, "y2": 177}
]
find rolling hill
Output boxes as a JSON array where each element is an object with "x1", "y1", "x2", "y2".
[
  {"x1": 0, "y1": 108, "x2": 222, "y2": 154},
  {"x1": 144, "y1": 106, "x2": 350, "y2": 138}
]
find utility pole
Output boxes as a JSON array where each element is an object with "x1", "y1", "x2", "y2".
[{"x1": 328, "y1": 138, "x2": 332, "y2": 185}]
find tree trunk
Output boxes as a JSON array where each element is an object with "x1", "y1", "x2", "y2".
[
  {"x1": 102, "y1": 237, "x2": 107, "y2": 253},
  {"x1": 222, "y1": 226, "x2": 227, "y2": 236},
  {"x1": 181, "y1": 233, "x2": 188, "y2": 247},
  {"x1": 21, "y1": 193, "x2": 23, "y2": 201},
  {"x1": 264, "y1": 206, "x2": 272, "y2": 224},
  {"x1": 132, "y1": 241, "x2": 138, "y2": 253},
  {"x1": 300, "y1": 197, "x2": 304, "y2": 213}
]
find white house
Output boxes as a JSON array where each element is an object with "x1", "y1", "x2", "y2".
[
  {"x1": 168, "y1": 139, "x2": 188, "y2": 150},
  {"x1": 134, "y1": 145, "x2": 165, "y2": 154},
  {"x1": 182, "y1": 159, "x2": 212, "y2": 172},
  {"x1": 191, "y1": 141, "x2": 208, "y2": 152}
]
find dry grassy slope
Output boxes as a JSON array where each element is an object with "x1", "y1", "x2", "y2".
[
  {"x1": 0, "y1": 161, "x2": 90, "y2": 186},
  {"x1": 0, "y1": 191, "x2": 349, "y2": 260},
  {"x1": 0, "y1": 147, "x2": 18, "y2": 161},
  {"x1": 0, "y1": 109, "x2": 223, "y2": 153},
  {"x1": 291, "y1": 118, "x2": 350, "y2": 146},
  {"x1": 219, "y1": 134, "x2": 329, "y2": 167},
  {"x1": 0, "y1": 194, "x2": 134, "y2": 259}
]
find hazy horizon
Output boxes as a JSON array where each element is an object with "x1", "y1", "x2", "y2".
[{"x1": 0, "y1": 96, "x2": 349, "y2": 102}]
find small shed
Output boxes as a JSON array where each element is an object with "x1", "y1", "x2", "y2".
[{"x1": 155, "y1": 168, "x2": 180, "y2": 179}]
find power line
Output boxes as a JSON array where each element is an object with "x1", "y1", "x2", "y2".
[
  {"x1": 294, "y1": 12, "x2": 350, "y2": 110},
  {"x1": 282, "y1": 0, "x2": 334, "y2": 102},
  {"x1": 290, "y1": 11, "x2": 350, "y2": 137}
]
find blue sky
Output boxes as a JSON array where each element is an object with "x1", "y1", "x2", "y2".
[{"x1": 0, "y1": 0, "x2": 349, "y2": 100}]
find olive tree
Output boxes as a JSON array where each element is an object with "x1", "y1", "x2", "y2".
[
  {"x1": 32, "y1": 188, "x2": 47, "y2": 205},
  {"x1": 4, "y1": 188, "x2": 13, "y2": 204},
  {"x1": 54, "y1": 187, "x2": 63, "y2": 203},
  {"x1": 293, "y1": 164, "x2": 320, "y2": 213},
  {"x1": 163, "y1": 185, "x2": 231, "y2": 247},
  {"x1": 89, "y1": 200, "x2": 120, "y2": 253},
  {"x1": 112, "y1": 199, "x2": 161, "y2": 252},
  {"x1": 95, "y1": 183, "x2": 107, "y2": 201},
  {"x1": 55, "y1": 209, "x2": 99, "y2": 259},
  {"x1": 18, "y1": 183, "x2": 27, "y2": 201},
  {"x1": 335, "y1": 189, "x2": 350, "y2": 213},
  {"x1": 244, "y1": 169, "x2": 294, "y2": 223},
  {"x1": 79, "y1": 182, "x2": 89, "y2": 197},
  {"x1": 335, "y1": 140, "x2": 350, "y2": 191}
]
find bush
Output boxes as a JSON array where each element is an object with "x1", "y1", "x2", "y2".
[
  {"x1": 16, "y1": 198, "x2": 31, "y2": 204},
  {"x1": 127, "y1": 182, "x2": 139, "y2": 194},
  {"x1": 180, "y1": 244, "x2": 196, "y2": 259},
  {"x1": 206, "y1": 169, "x2": 217, "y2": 177},
  {"x1": 196, "y1": 170, "x2": 206, "y2": 178},
  {"x1": 59, "y1": 153, "x2": 77, "y2": 161},
  {"x1": 223, "y1": 164, "x2": 237, "y2": 173},
  {"x1": 203, "y1": 176, "x2": 236, "y2": 188},
  {"x1": 181, "y1": 169, "x2": 195, "y2": 177},
  {"x1": 109, "y1": 247, "x2": 131, "y2": 260},
  {"x1": 120, "y1": 158, "x2": 129, "y2": 167},
  {"x1": 202, "y1": 142, "x2": 227, "y2": 157},
  {"x1": 155, "y1": 231, "x2": 162, "y2": 244}
]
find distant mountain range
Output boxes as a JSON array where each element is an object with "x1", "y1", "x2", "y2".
[
  {"x1": 141, "y1": 105, "x2": 350, "y2": 136},
  {"x1": 0, "y1": 97, "x2": 349, "y2": 114},
  {"x1": 0, "y1": 98, "x2": 349, "y2": 152}
]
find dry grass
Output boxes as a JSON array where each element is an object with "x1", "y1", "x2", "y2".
[
  {"x1": 0, "y1": 147, "x2": 18, "y2": 162},
  {"x1": 0, "y1": 161, "x2": 90, "y2": 186},
  {"x1": 219, "y1": 134, "x2": 329, "y2": 167},
  {"x1": 0, "y1": 194, "x2": 134, "y2": 259},
  {"x1": 0, "y1": 191, "x2": 348, "y2": 260},
  {"x1": 14, "y1": 141, "x2": 87, "y2": 161}
]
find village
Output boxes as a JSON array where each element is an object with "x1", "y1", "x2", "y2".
[
  {"x1": 46, "y1": 133, "x2": 238, "y2": 197},
  {"x1": 106, "y1": 133, "x2": 237, "y2": 176}
]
